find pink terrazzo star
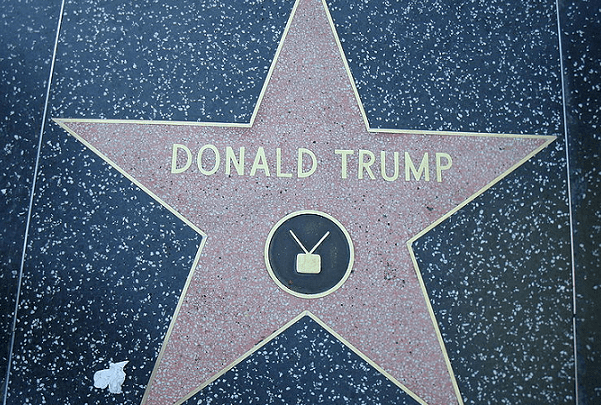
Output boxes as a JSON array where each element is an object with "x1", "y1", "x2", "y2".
[{"x1": 55, "y1": 0, "x2": 553, "y2": 403}]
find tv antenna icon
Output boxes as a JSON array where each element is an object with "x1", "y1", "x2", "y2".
[{"x1": 289, "y1": 230, "x2": 330, "y2": 274}]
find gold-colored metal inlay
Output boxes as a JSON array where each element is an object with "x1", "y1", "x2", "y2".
[{"x1": 290, "y1": 229, "x2": 330, "y2": 274}]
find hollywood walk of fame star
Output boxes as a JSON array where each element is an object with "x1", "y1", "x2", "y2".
[{"x1": 54, "y1": 0, "x2": 554, "y2": 403}]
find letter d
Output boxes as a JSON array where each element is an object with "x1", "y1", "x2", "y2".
[
  {"x1": 297, "y1": 148, "x2": 317, "y2": 178},
  {"x1": 171, "y1": 144, "x2": 192, "y2": 173}
]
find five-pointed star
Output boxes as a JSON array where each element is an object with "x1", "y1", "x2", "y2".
[{"x1": 55, "y1": 0, "x2": 553, "y2": 403}]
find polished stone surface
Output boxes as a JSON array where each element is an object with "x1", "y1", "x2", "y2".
[
  {"x1": 0, "y1": 0, "x2": 63, "y2": 396},
  {"x1": 51, "y1": 1, "x2": 553, "y2": 401},
  {"x1": 326, "y1": 0, "x2": 562, "y2": 134},
  {"x1": 412, "y1": 137, "x2": 574, "y2": 404},
  {"x1": 561, "y1": 1, "x2": 601, "y2": 403},
  {"x1": 51, "y1": 0, "x2": 294, "y2": 122},
  {"x1": 180, "y1": 313, "x2": 425, "y2": 405},
  {"x1": 1, "y1": 0, "x2": 598, "y2": 404},
  {"x1": 7, "y1": 128, "x2": 203, "y2": 403}
]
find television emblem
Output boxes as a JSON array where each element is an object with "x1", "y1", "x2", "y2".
[
  {"x1": 264, "y1": 210, "x2": 354, "y2": 299},
  {"x1": 289, "y1": 230, "x2": 330, "y2": 274}
]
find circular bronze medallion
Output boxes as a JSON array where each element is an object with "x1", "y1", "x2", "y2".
[{"x1": 265, "y1": 210, "x2": 354, "y2": 299}]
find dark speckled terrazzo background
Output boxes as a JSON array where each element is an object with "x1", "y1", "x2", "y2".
[
  {"x1": 51, "y1": 0, "x2": 294, "y2": 122},
  {"x1": 182, "y1": 315, "x2": 423, "y2": 405},
  {"x1": 0, "y1": 0, "x2": 63, "y2": 396},
  {"x1": 412, "y1": 137, "x2": 574, "y2": 404},
  {"x1": 326, "y1": 0, "x2": 562, "y2": 134},
  {"x1": 561, "y1": 1, "x2": 601, "y2": 403},
  {"x1": 1, "y1": 0, "x2": 599, "y2": 404},
  {"x1": 5, "y1": 124, "x2": 203, "y2": 404}
]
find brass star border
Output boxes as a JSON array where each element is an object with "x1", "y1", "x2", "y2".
[{"x1": 53, "y1": 0, "x2": 555, "y2": 403}]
